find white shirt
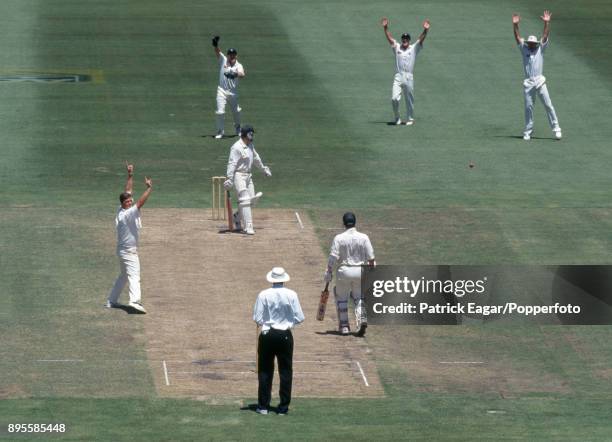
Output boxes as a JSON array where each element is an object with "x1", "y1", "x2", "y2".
[
  {"x1": 226, "y1": 138, "x2": 266, "y2": 178},
  {"x1": 115, "y1": 205, "x2": 141, "y2": 253},
  {"x1": 391, "y1": 40, "x2": 422, "y2": 75},
  {"x1": 218, "y1": 53, "x2": 244, "y2": 92},
  {"x1": 519, "y1": 38, "x2": 548, "y2": 79},
  {"x1": 330, "y1": 228, "x2": 375, "y2": 267},
  {"x1": 253, "y1": 285, "x2": 305, "y2": 331}
]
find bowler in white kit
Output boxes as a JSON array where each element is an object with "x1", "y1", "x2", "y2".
[
  {"x1": 381, "y1": 17, "x2": 430, "y2": 125},
  {"x1": 513, "y1": 11, "x2": 562, "y2": 141}
]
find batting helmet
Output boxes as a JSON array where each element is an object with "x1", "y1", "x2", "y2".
[
  {"x1": 227, "y1": 48, "x2": 238, "y2": 55},
  {"x1": 343, "y1": 212, "x2": 356, "y2": 228},
  {"x1": 240, "y1": 125, "x2": 255, "y2": 138},
  {"x1": 401, "y1": 33, "x2": 411, "y2": 41}
]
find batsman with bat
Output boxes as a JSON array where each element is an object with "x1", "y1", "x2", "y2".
[
  {"x1": 224, "y1": 125, "x2": 270, "y2": 235},
  {"x1": 323, "y1": 212, "x2": 376, "y2": 336}
]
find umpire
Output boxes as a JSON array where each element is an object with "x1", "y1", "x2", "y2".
[{"x1": 253, "y1": 267, "x2": 305, "y2": 415}]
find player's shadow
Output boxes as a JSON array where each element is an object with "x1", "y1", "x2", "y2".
[
  {"x1": 240, "y1": 404, "x2": 283, "y2": 414},
  {"x1": 315, "y1": 330, "x2": 345, "y2": 336},
  {"x1": 201, "y1": 134, "x2": 238, "y2": 139},
  {"x1": 367, "y1": 121, "x2": 403, "y2": 125},
  {"x1": 112, "y1": 305, "x2": 146, "y2": 315},
  {"x1": 493, "y1": 135, "x2": 551, "y2": 140}
]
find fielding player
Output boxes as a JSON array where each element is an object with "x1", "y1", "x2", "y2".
[
  {"x1": 253, "y1": 267, "x2": 305, "y2": 415},
  {"x1": 106, "y1": 163, "x2": 153, "y2": 314},
  {"x1": 513, "y1": 11, "x2": 562, "y2": 141},
  {"x1": 381, "y1": 17, "x2": 430, "y2": 125},
  {"x1": 324, "y1": 212, "x2": 376, "y2": 336},
  {"x1": 212, "y1": 35, "x2": 245, "y2": 139},
  {"x1": 224, "y1": 125, "x2": 271, "y2": 235}
]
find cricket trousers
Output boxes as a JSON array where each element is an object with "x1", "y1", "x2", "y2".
[
  {"x1": 234, "y1": 172, "x2": 255, "y2": 231},
  {"x1": 215, "y1": 87, "x2": 241, "y2": 134},
  {"x1": 391, "y1": 72, "x2": 415, "y2": 121},
  {"x1": 523, "y1": 81, "x2": 560, "y2": 135},
  {"x1": 108, "y1": 249, "x2": 141, "y2": 304},
  {"x1": 258, "y1": 328, "x2": 293, "y2": 409},
  {"x1": 334, "y1": 265, "x2": 367, "y2": 331}
]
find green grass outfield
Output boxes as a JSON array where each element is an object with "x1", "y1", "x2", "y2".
[{"x1": 1, "y1": 0, "x2": 611, "y2": 440}]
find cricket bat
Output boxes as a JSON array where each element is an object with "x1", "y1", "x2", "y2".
[
  {"x1": 317, "y1": 282, "x2": 330, "y2": 321},
  {"x1": 226, "y1": 190, "x2": 234, "y2": 231}
]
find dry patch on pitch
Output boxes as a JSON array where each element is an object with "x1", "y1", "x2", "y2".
[{"x1": 139, "y1": 209, "x2": 383, "y2": 399}]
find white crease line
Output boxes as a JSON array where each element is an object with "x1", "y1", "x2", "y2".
[
  {"x1": 439, "y1": 361, "x2": 484, "y2": 364},
  {"x1": 163, "y1": 360, "x2": 170, "y2": 386},
  {"x1": 355, "y1": 361, "x2": 369, "y2": 387},
  {"x1": 170, "y1": 370, "x2": 345, "y2": 375},
  {"x1": 295, "y1": 212, "x2": 304, "y2": 229},
  {"x1": 322, "y1": 227, "x2": 410, "y2": 231}
]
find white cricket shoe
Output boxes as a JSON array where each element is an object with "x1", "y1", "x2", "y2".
[
  {"x1": 128, "y1": 302, "x2": 147, "y2": 313},
  {"x1": 105, "y1": 300, "x2": 120, "y2": 308},
  {"x1": 245, "y1": 223, "x2": 255, "y2": 235},
  {"x1": 405, "y1": 119, "x2": 414, "y2": 126},
  {"x1": 523, "y1": 133, "x2": 531, "y2": 141},
  {"x1": 214, "y1": 131, "x2": 224, "y2": 139},
  {"x1": 554, "y1": 129, "x2": 562, "y2": 140},
  {"x1": 340, "y1": 326, "x2": 350, "y2": 335},
  {"x1": 394, "y1": 118, "x2": 402, "y2": 125}
]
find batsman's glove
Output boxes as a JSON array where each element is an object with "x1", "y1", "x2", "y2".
[
  {"x1": 263, "y1": 166, "x2": 272, "y2": 177},
  {"x1": 223, "y1": 179, "x2": 233, "y2": 190},
  {"x1": 212, "y1": 35, "x2": 220, "y2": 47},
  {"x1": 324, "y1": 270, "x2": 333, "y2": 283}
]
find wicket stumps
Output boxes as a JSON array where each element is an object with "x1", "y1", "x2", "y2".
[{"x1": 211, "y1": 176, "x2": 227, "y2": 220}]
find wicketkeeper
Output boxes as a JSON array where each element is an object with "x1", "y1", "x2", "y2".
[
  {"x1": 324, "y1": 212, "x2": 376, "y2": 336},
  {"x1": 224, "y1": 125, "x2": 271, "y2": 235}
]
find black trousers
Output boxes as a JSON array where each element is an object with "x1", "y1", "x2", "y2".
[{"x1": 258, "y1": 328, "x2": 293, "y2": 409}]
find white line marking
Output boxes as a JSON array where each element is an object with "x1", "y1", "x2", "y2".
[
  {"x1": 439, "y1": 361, "x2": 484, "y2": 364},
  {"x1": 163, "y1": 360, "x2": 170, "y2": 386},
  {"x1": 322, "y1": 227, "x2": 411, "y2": 231},
  {"x1": 36, "y1": 359, "x2": 84, "y2": 363},
  {"x1": 355, "y1": 361, "x2": 369, "y2": 387},
  {"x1": 294, "y1": 212, "x2": 304, "y2": 229}
]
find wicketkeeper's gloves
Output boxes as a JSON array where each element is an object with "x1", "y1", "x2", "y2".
[
  {"x1": 223, "y1": 71, "x2": 236, "y2": 79},
  {"x1": 212, "y1": 35, "x2": 220, "y2": 47}
]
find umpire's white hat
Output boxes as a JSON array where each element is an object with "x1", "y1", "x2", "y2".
[{"x1": 267, "y1": 267, "x2": 290, "y2": 283}]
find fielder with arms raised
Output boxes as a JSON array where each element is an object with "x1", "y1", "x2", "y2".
[
  {"x1": 106, "y1": 163, "x2": 153, "y2": 313},
  {"x1": 224, "y1": 125, "x2": 271, "y2": 235},
  {"x1": 381, "y1": 16, "x2": 430, "y2": 125},
  {"x1": 513, "y1": 11, "x2": 562, "y2": 141},
  {"x1": 324, "y1": 212, "x2": 376, "y2": 336},
  {"x1": 212, "y1": 35, "x2": 245, "y2": 139}
]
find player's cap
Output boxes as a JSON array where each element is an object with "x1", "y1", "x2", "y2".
[
  {"x1": 343, "y1": 212, "x2": 356, "y2": 227},
  {"x1": 401, "y1": 33, "x2": 411, "y2": 41},
  {"x1": 267, "y1": 267, "x2": 290, "y2": 283},
  {"x1": 526, "y1": 35, "x2": 539, "y2": 44},
  {"x1": 227, "y1": 48, "x2": 238, "y2": 55},
  {"x1": 240, "y1": 125, "x2": 255, "y2": 137}
]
